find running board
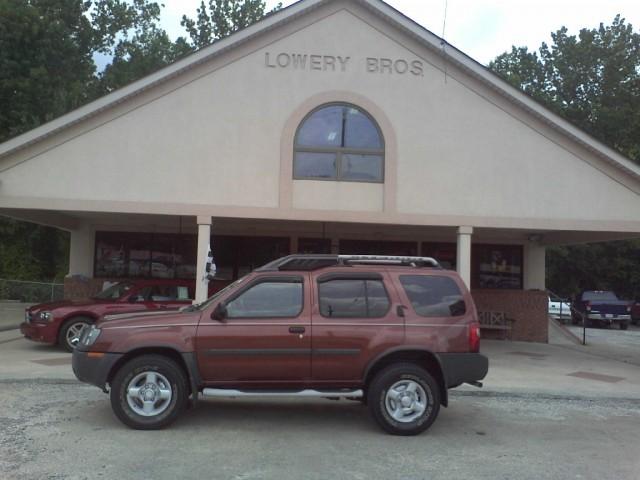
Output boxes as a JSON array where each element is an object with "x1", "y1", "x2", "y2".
[{"x1": 202, "y1": 388, "x2": 363, "y2": 398}]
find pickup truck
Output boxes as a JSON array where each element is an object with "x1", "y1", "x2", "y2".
[
  {"x1": 548, "y1": 296, "x2": 572, "y2": 323},
  {"x1": 571, "y1": 291, "x2": 632, "y2": 330},
  {"x1": 632, "y1": 301, "x2": 640, "y2": 326}
]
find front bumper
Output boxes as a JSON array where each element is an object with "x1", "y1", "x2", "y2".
[
  {"x1": 587, "y1": 314, "x2": 631, "y2": 322},
  {"x1": 72, "y1": 349, "x2": 123, "y2": 392},
  {"x1": 20, "y1": 321, "x2": 57, "y2": 344},
  {"x1": 437, "y1": 353, "x2": 489, "y2": 388}
]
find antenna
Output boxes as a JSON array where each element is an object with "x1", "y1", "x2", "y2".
[{"x1": 440, "y1": 0, "x2": 449, "y2": 83}]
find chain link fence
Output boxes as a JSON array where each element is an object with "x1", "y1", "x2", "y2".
[{"x1": 0, "y1": 278, "x2": 64, "y2": 303}]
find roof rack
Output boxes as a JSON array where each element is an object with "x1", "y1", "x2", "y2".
[
  {"x1": 257, "y1": 254, "x2": 440, "y2": 272},
  {"x1": 337, "y1": 255, "x2": 440, "y2": 267}
]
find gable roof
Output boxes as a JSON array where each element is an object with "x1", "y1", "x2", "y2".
[{"x1": 1, "y1": 0, "x2": 639, "y2": 182}]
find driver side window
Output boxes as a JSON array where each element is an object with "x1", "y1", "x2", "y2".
[{"x1": 226, "y1": 279, "x2": 303, "y2": 318}]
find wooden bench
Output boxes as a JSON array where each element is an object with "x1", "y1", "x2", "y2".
[{"x1": 478, "y1": 311, "x2": 515, "y2": 340}]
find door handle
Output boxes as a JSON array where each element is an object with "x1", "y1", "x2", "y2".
[
  {"x1": 159, "y1": 305, "x2": 168, "y2": 309},
  {"x1": 396, "y1": 305, "x2": 407, "y2": 317},
  {"x1": 289, "y1": 326, "x2": 306, "y2": 334}
]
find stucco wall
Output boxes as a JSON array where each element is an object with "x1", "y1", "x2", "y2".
[{"x1": 1, "y1": 2, "x2": 638, "y2": 231}]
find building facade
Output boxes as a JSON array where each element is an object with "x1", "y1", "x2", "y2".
[{"x1": 1, "y1": 0, "x2": 639, "y2": 342}]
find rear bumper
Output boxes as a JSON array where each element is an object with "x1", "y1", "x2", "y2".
[
  {"x1": 437, "y1": 353, "x2": 489, "y2": 388},
  {"x1": 587, "y1": 314, "x2": 630, "y2": 322},
  {"x1": 20, "y1": 321, "x2": 57, "y2": 344},
  {"x1": 72, "y1": 350, "x2": 123, "y2": 392}
]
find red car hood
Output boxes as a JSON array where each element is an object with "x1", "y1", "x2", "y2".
[{"x1": 29, "y1": 298, "x2": 111, "y2": 311}]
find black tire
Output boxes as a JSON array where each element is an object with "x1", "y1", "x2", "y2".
[
  {"x1": 620, "y1": 322, "x2": 629, "y2": 330},
  {"x1": 58, "y1": 317, "x2": 92, "y2": 352},
  {"x1": 110, "y1": 355, "x2": 188, "y2": 430},
  {"x1": 367, "y1": 363, "x2": 440, "y2": 436}
]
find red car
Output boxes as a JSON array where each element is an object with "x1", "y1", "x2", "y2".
[{"x1": 21, "y1": 279, "x2": 195, "y2": 352}]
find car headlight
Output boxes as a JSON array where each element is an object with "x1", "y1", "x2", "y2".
[
  {"x1": 39, "y1": 311, "x2": 53, "y2": 322},
  {"x1": 80, "y1": 325, "x2": 102, "y2": 346}
]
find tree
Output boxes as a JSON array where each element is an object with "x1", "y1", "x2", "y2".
[
  {"x1": 181, "y1": 0, "x2": 282, "y2": 49},
  {"x1": 0, "y1": 0, "x2": 168, "y2": 143},
  {"x1": 490, "y1": 18, "x2": 640, "y2": 299},
  {"x1": 490, "y1": 16, "x2": 640, "y2": 164}
]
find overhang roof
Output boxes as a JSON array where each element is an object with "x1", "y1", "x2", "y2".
[{"x1": 1, "y1": 0, "x2": 639, "y2": 182}]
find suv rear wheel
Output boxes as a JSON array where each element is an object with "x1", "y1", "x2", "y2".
[
  {"x1": 110, "y1": 355, "x2": 188, "y2": 430},
  {"x1": 367, "y1": 363, "x2": 440, "y2": 436}
]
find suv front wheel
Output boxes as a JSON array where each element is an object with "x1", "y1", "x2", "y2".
[
  {"x1": 368, "y1": 363, "x2": 440, "y2": 436},
  {"x1": 110, "y1": 355, "x2": 188, "y2": 430}
]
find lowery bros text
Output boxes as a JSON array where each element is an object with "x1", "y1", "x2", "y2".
[{"x1": 264, "y1": 52, "x2": 424, "y2": 76}]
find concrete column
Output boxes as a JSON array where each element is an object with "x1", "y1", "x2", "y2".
[
  {"x1": 68, "y1": 223, "x2": 94, "y2": 277},
  {"x1": 524, "y1": 242, "x2": 546, "y2": 290},
  {"x1": 456, "y1": 226, "x2": 473, "y2": 288},
  {"x1": 290, "y1": 236, "x2": 299, "y2": 255},
  {"x1": 195, "y1": 216, "x2": 212, "y2": 304}
]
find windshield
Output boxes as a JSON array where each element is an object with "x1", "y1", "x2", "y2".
[
  {"x1": 92, "y1": 282, "x2": 136, "y2": 300},
  {"x1": 188, "y1": 276, "x2": 249, "y2": 311},
  {"x1": 582, "y1": 291, "x2": 619, "y2": 301}
]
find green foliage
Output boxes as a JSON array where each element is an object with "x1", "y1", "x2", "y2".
[
  {"x1": 490, "y1": 15, "x2": 640, "y2": 163},
  {"x1": 546, "y1": 241, "x2": 640, "y2": 300},
  {"x1": 0, "y1": 218, "x2": 69, "y2": 282},
  {"x1": 490, "y1": 17, "x2": 640, "y2": 299},
  {"x1": 181, "y1": 0, "x2": 281, "y2": 49}
]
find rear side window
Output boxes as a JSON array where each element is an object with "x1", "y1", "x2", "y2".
[
  {"x1": 399, "y1": 275, "x2": 466, "y2": 317},
  {"x1": 318, "y1": 279, "x2": 390, "y2": 318}
]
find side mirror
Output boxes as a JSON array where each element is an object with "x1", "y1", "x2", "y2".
[
  {"x1": 211, "y1": 303, "x2": 227, "y2": 321},
  {"x1": 128, "y1": 295, "x2": 137, "y2": 303}
]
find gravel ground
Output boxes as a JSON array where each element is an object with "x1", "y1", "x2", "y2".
[{"x1": 2, "y1": 381, "x2": 640, "y2": 480}]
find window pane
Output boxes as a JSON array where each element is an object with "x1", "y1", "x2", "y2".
[
  {"x1": 366, "y1": 280, "x2": 390, "y2": 317},
  {"x1": 128, "y1": 234, "x2": 151, "y2": 278},
  {"x1": 226, "y1": 281, "x2": 302, "y2": 318},
  {"x1": 95, "y1": 233, "x2": 126, "y2": 277},
  {"x1": 294, "y1": 152, "x2": 336, "y2": 179},
  {"x1": 298, "y1": 238, "x2": 331, "y2": 254},
  {"x1": 339, "y1": 239, "x2": 417, "y2": 256},
  {"x1": 474, "y1": 245, "x2": 522, "y2": 289},
  {"x1": 400, "y1": 275, "x2": 466, "y2": 317},
  {"x1": 344, "y1": 107, "x2": 382, "y2": 149},
  {"x1": 296, "y1": 105, "x2": 343, "y2": 147},
  {"x1": 150, "y1": 235, "x2": 176, "y2": 279},
  {"x1": 319, "y1": 279, "x2": 367, "y2": 318},
  {"x1": 149, "y1": 285, "x2": 178, "y2": 301},
  {"x1": 340, "y1": 154, "x2": 383, "y2": 181}
]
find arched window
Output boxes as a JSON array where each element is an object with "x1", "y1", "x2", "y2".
[{"x1": 293, "y1": 103, "x2": 385, "y2": 182}]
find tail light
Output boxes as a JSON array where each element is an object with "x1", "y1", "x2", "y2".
[
  {"x1": 586, "y1": 301, "x2": 591, "y2": 311},
  {"x1": 469, "y1": 322, "x2": 481, "y2": 353}
]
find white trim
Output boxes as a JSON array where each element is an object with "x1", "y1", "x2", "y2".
[{"x1": 0, "y1": 0, "x2": 638, "y2": 182}]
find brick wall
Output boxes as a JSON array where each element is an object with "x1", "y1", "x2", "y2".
[{"x1": 472, "y1": 289, "x2": 548, "y2": 343}]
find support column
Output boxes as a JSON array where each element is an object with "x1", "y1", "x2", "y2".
[
  {"x1": 456, "y1": 226, "x2": 473, "y2": 288},
  {"x1": 68, "y1": 223, "x2": 94, "y2": 277},
  {"x1": 195, "y1": 216, "x2": 212, "y2": 304},
  {"x1": 524, "y1": 242, "x2": 546, "y2": 290}
]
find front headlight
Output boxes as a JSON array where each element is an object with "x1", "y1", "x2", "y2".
[
  {"x1": 39, "y1": 311, "x2": 53, "y2": 322},
  {"x1": 80, "y1": 325, "x2": 102, "y2": 346}
]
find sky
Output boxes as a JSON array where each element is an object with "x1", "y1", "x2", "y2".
[{"x1": 159, "y1": 0, "x2": 640, "y2": 65}]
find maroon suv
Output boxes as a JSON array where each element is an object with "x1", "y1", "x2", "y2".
[
  {"x1": 73, "y1": 255, "x2": 488, "y2": 435},
  {"x1": 21, "y1": 279, "x2": 194, "y2": 351}
]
